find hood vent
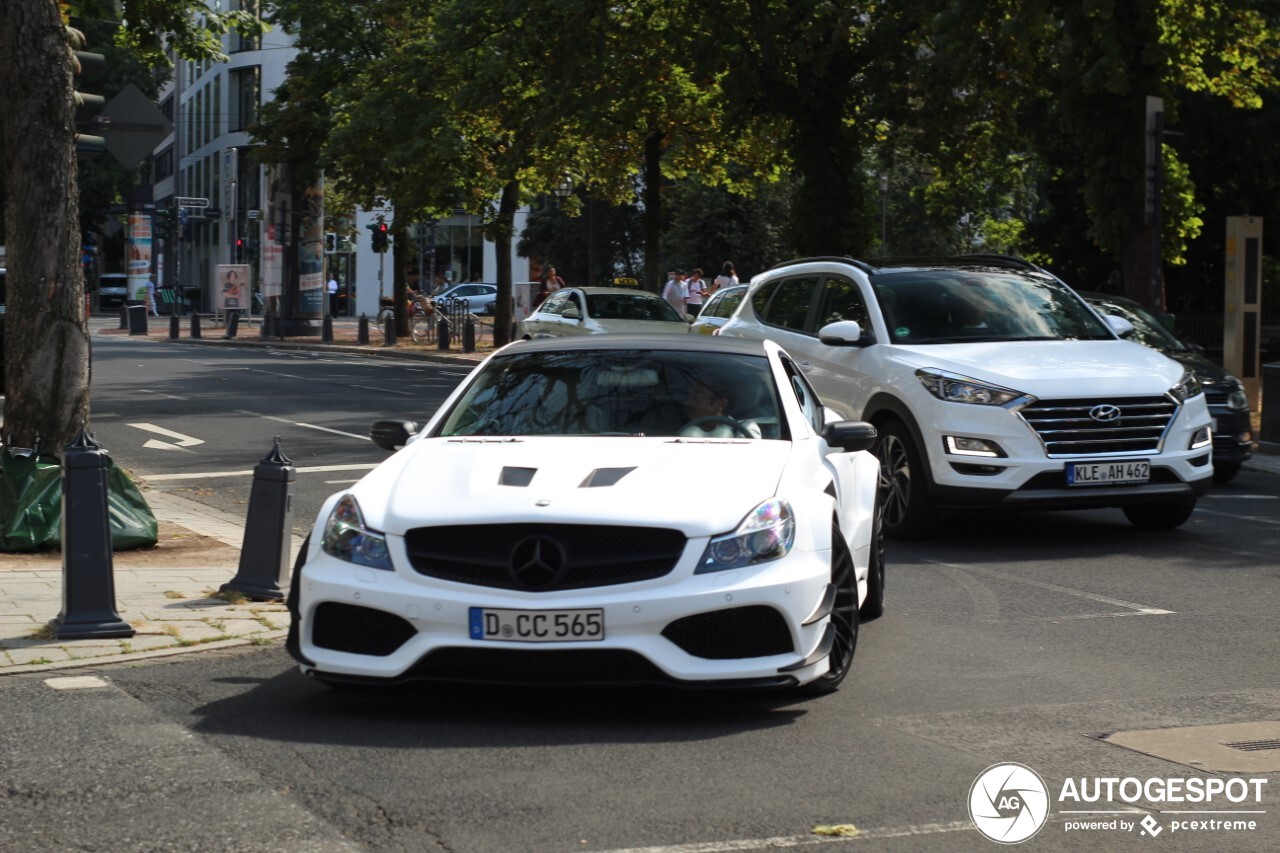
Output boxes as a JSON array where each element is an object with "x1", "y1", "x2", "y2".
[
  {"x1": 579, "y1": 467, "x2": 636, "y2": 488},
  {"x1": 499, "y1": 467, "x2": 537, "y2": 487}
]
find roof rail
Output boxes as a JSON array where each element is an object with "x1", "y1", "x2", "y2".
[
  {"x1": 948, "y1": 253, "x2": 1041, "y2": 271},
  {"x1": 866, "y1": 254, "x2": 1042, "y2": 273},
  {"x1": 767, "y1": 256, "x2": 876, "y2": 274}
]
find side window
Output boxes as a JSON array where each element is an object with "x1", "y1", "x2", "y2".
[
  {"x1": 816, "y1": 276, "x2": 873, "y2": 339},
  {"x1": 540, "y1": 291, "x2": 570, "y2": 316},
  {"x1": 762, "y1": 276, "x2": 820, "y2": 333},
  {"x1": 780, "y1": 357, "x2": 825, "y2": 434},
  {"x1": 750, "y1": 279, "x2": 781, "y2": 318},
  {"x1": 711, "y1": 288, "x2": 745, "y2": 319}
]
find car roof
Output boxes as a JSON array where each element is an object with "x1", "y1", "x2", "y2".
[
  {"x1": 573, "y1": 286, "x2": 663, "y2": 296},
  {"x1": 505, "y1": 333, "x2": 770, "y2": 357},
  {"x1": 766, "y1": 254, "x2": 1046, "y2": 276},
  {"x1": 1077, "y1": 290, "x2": 1139, "y2": 306}
]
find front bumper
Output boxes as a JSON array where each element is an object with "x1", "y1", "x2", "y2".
[{"x1": 290, "y1": 537, "x2": 834, "y2": 688}]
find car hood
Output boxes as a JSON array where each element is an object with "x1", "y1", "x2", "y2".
[
  {"x1": 354, "y1": 437, "x2": 791, "y2": 537},
  {"x1": 890, "y1": 340, "x2": 1186, "y2": 395},
  {"x1": 1161, "y1": 349, "x2": 1236, "y2": 386}
]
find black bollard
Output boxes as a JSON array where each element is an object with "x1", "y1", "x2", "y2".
[
  {"x1": 127, "y1": 304, "x2": 148, "y2": 335},
  {"x1": 322, "y1": 315, "x2": 334, "y2": 343},
  {"x1": 169, "y1": 314, "x2": 180, "y2": 340},
  {"x1": 259, "y1": 311, "x2": 273, "y2": 340},
  {"x1": 191, "y1": 313, "x2": 202, "y2": 339},
  {"x1": 118, "y1": 305, "x2": 129, "y2": 330},
  {"x1": 438, "y1": 317, "x2": 451, "y2": 351},
  {"x1": 383, "y1": 314, "x2": 396, "y2": 347},
  {"x1": 54, "y1": 429, "x2": 135, "y2": 639},
  {"x1": 463, "y1": 317, "x2": 476, "y2": 353},
  {"x1": 221, "y1": 438, "x2": 295, "y2": 601},
  {"x1": 223, "y1": 309, "x2": 240, "y2": 340},
  {"x1": 357, "y1": 315, "x2": 370, "y2": 345}
]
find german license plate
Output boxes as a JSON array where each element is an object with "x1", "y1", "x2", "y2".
[
  {"x1": 468, "y1": 607, "x2": 605, "y2": 642},
  {"x1": 1065, "y1": 460, "x2": 1150, "y2": 486}
]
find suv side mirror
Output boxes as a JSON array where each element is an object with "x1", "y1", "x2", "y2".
[
  {"x1": 817, "y1": 320, "x2": 869, "y2": 347},
  {"x1": 562, "y1": 306, "x2": 581, "y2": 320},
  {"x1": 1104, "y1": 314, "x2": 1135, "y2": 338},
  {"x1": 821, "y1": 420, "x2": 877, "y2": 453},
  {"x1": 370, "y1": 419, "x2": 419, "y2": 451}
]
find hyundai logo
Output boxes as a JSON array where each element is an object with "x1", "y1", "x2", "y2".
[
  {"x1": 1089, "y1": 404, "x2": 1122, "y2": 423},
  {"x1": 509, "y1": 536, "x2": 568, "y2": 589}
]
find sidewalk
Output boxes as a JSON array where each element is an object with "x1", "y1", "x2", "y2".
[{"x1": 1, "y1": 317, "x2": 1277, "y2": 676}]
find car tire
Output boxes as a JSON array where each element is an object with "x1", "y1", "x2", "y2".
[
  {"x1": 800, "y1": 523, "x2": 860, "y2": 694},
  {"x1": 284, "y1": 534, "x2": 309, "y2": 663},
  {"x1": 875, "y1": 419, "x2": 935, "y2": 540},
  {"x1": 858, "y1": 504, "x2": 886, "y2": 621},
  {"x1": 1122, "y1": 501, "x2": 1196, "y2": 530},
  {"x1": 1212, "y1": 462, "x2": 1241, "y2": 484}
]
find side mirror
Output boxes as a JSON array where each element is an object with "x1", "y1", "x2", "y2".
[
  {"x1": 685, "y1": 314, "x2": 695, "y2": 324},
  {"x1": 1104, "y1": 314, "x2": 1135, "y2": 338},
  {"x1": 820, "y1": 420, "x2": 877, "y2": 453},
  {"x1": 562, "y1": 306, "x2": 581, "y2": 320},
  {"x1": 817, "y1": 320, "x2": 869, "y2": 347},
  {"x1": 370, "y1": 419, "x2": 419, "y2": 452}
]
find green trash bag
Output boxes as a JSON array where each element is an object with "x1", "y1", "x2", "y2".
[{"x1": 0, "y1": 446, "x2": 158, "y2": 552}]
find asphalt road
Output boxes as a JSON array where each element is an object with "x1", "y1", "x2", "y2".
[{"x1": 4, "y1": 332, "x2": 1279, "y2": 852}]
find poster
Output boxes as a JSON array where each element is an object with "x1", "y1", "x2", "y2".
[
  {"x1": 216, "y1": 264, "x2": 251, "y2": 311},
  {"x1": 127, "y1": 214, "x2": 153, "y2": 301},
  {"x1": 298, "y1": 183, "x2": 325, "y2": 318}
]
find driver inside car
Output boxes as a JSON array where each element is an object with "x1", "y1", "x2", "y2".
[{"x1": 678, "y1": 376, "x2": 763, "y2": 438}]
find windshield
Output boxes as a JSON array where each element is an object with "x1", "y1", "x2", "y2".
[
  {"x1": 584, "y1": 292, "x2": 684, "y2": 322},
  {"x1": 436, "y1": 349, "x2": 784, "y2": 439},
  {"x1": 870, "y1": 269, "x2": 1112, "y2": 344},
  {"x1": 1085, "y1": 297, "x2": 1190, "y2": 353}
]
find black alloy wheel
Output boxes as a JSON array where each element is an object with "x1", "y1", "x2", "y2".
[
  {"x1": 1122, "y1": 501, "x2": 1196, "y2": 530},
  {"x1": 802, "y1": 523, "x2": 859, "y2": 694},
  {"x1": 875, "y1": 419, "x2": 935, "y2": 540}
]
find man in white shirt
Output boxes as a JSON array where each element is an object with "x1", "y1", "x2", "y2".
[
  {"x1": 327, "y1": 276, "x2": 339, "y2": 316},
  {"x1": 685, "y1": 268, "x2": 708, "y2": 316},
  {"x1": 662, "y1": 270, "x2": 688, "y2": 315}
]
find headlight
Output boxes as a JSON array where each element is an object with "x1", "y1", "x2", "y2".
[
  {"x1": 321, "y1": 495, "x2": 393, "y2": 571},
  {"x1": 1168, "y1": 369, "x2": 1202, "y2": 402},
  {"x1": 1226, "y1": 380, "x2": 1250, "y2": 411},
  {"x1": 916, "y1": 368, "x2": 1026, "y2": 406},
  {"x1": 696, "y1": 498, "x2": 795, "y2": 574}
]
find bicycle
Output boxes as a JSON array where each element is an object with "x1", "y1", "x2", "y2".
[{"x1": 377, "y1": 291, "x2": 435, "y2": 342}]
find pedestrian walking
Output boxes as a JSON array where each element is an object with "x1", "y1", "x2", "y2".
[
  {"x1": 686, "y1": 268, "x2": 708, "y2": 316},
  {"x1": 662, "y1": 269, "x2": 689, "y2": 315},
  {"x1": 145, "y1": 277, "x2": 159, "y2": 316},
  {"x1": 327, "y1": 275, "x2": 340, "y2": 316},
  {"x1": 710, "y1": 261, "x2": 738, "y2": 296}
]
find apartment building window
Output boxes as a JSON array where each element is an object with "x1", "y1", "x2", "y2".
[
  {"x1": 154, "y1": 147, "x2": 174, "y2": 182},
  {"x1": 230, "y1": 66, "x2": 261, "y2": 131},
  {"x1": 229, "y1": 0, "x2": 263, "y2": 52},
  {"x1": 213, "y1": 74, "x2": 221, "y2": 138}
]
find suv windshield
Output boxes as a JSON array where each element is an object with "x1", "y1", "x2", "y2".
[
  {"x1": 870, "y1": 269, "x2": 1112, "y2": 344},
  {"x1": 437, "y1": 349, "x2": 782, "y2": 438}
]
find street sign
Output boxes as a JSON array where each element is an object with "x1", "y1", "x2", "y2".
[
  {"x1": 247, "y1": 210, "x2": 261, "y2": 220},
  {"x1": 175, "y1": 197, "x2": 209, "y2": 208},
  {"x1": 100, "y1": 84, "x2": 173, "y2": 171}
]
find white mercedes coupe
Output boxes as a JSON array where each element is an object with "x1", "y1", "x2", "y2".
[{"x1": 287, "y1": 335, "x2": 884, "y2": 693}]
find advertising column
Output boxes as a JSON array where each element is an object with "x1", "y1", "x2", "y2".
[
  {"x1": 126, "y1": 213, "x2": 153, "y2": 304},
  {"x1": 298, "y1": 183, "x2": 325, "y2": 320}
]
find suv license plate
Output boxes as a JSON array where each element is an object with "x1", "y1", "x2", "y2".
[
  {"x1": 1066, "y1": 460, "x2": 1151, "y2": 486},
  {"x1": 469, "y1": 607, "x2": 605, "y2": 642}
]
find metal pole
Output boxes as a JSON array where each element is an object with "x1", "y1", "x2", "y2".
[
  {"x1": 879, "y1": 174, "x2": 889, "y2": 254},
  {"x1": 1150, "y1": 110, "x2": 1164, "y2": 314}
]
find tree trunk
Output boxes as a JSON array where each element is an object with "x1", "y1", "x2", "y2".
[
  {"x1": 642, "y1": 132, "x2": 663, "y2": 294},
  {"x1": 492, "y1": 179, "x2": 519, "y2": 347},
  {"x1": 393, "y1": 221, "x2": 409, "y2": 337},
  {"x1": 0, "y1": 1, "x2": 91, "y2": 454}
]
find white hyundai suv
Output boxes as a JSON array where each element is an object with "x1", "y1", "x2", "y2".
[{"x1": 717, "y1": 255, "x2": 1214, "y2": 538}]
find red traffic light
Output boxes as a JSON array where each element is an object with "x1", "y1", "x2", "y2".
[{"x1": 377, "y1": 223, "x2": 388, "y2": 233}]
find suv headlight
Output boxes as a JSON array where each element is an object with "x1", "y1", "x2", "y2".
[
  {"x1": 321, "y1": 495, "x2": 393, "y2": 570},
  {"x1": 696, "y1": 498, "x2": 794, "y2": 573},
  {"x1": 1226, "y1": 379, "x2": 1250, "y2": 411},
  {"x1": 1168, "y1": 369, "x2": 1203, "y2": 402},
  {"x1": 916, "y1": 368, "x2": 1026, "y2": 406}
]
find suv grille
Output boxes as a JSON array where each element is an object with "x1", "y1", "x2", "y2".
[
  {"x1": 1019, "y1": 396, "x2": 1177, "y2": 456},
  {"x1": 404, "y1": 524, "x2": 687, "y2": 591}
]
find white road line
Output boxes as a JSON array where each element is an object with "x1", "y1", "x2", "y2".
[
  {"x1": 346, "y1": 383, "x2": 415, "y2": 396},
  {"x1": 245, "y1": 368, "x2": 307, "y2": 379},
  {"x1": 234, "y1": 409, "x2": 371, "y2": 440},
  {"x1": 1195, "y1": 507, "x2": 1280, "y2": 526},
  {"x1": 925, "y1": 559, "x2": 1174, "y2": 617},
  {"x1": 127, "y1": 422, "x2": 206, "y2": 450},
  {"x1": 1205, "y1": 494, "x2": 1276, "y2": 499},
  {"x1": 142, "y1": 463, "x2": 378, "y2": 481},
  {"x1": 595, "y1": 821, "x2": 974, "y2": 852},
  {"x1": 138, "y1": 390, "x2": 189, "y2": 400}
]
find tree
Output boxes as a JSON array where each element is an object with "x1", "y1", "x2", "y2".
[{"x1": 0, "y1": 0, "x2": 262, "y2": 453}]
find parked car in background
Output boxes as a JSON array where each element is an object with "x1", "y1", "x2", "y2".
[
  {"x1": 717, "y1": 255, "x2": 1214, "y2": 537},
  {"x1": 287, "y1": 334, "x2": 884, "y2": 693},
  {"x1": 689, "y1": 284, "x2": 748, "y2": 335},
  {"x1": 519, "y1": 287, "x2": 691, "y2": 338},
  {"x1": 1081, "y1": 291, "x2": 1253, "y2": 483},
  {"x1": 432, "y1": 282, "x2": 498, "y2": 315},
  {"x1": 93, "y1": 273, "x2": 129, "y2": 311}
]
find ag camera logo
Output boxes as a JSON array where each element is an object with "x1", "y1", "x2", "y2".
[{"x1": 969, "y1": 763, "x2": 1050, "y2": 844}]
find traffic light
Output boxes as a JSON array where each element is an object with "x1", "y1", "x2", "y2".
[
  {"x1": 325, "y1": 232, "x2": 337, "y2": 253},
  {"x1": 371, "y1": 222, "x2": 390, "y2": 253},
  {"x1": 153, "y1": 209, "x2": 173, "y2": 241},
  {"x1": 68, "y1": 27, "x2": 106, "y2": 158},
  {"x1": 235, "y1": 238, "x2": 244, "y2": 262}
]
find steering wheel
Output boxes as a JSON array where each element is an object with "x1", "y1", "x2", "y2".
[{"x1": 679, "y1": 415, "x2": 754, "y2": 438}]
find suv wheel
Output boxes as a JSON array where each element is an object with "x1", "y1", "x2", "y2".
[
  {"x1": 1121, "y1": 501, "x2": 1196, "y2": 530},
  {"x1": 875, "y1": 419, "x2": 935, "y2": 540},
  {"x1": 858, "y1": 504, "x2": 885, "y2": 620},
  {"x1": 1212, "y1": 462, "x2": 1241, "y2": 484}
]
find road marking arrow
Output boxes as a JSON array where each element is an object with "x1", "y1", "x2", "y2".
[{"x1": 127, "y1": 422, "x2": 205, "y2": 451}]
